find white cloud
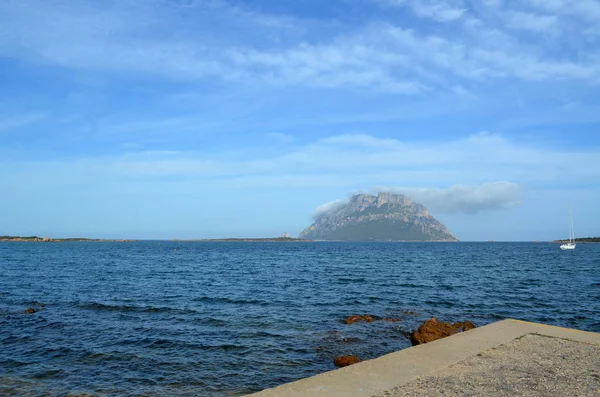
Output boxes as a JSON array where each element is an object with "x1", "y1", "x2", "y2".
[
  {"x1": 309, "y1": 181, "x2": 523, "y2": 219},
  {"x1": 2, "y1": 131, "x2": 598, "y2": 240},
  {"x1": 410, "y1": 1, "x2": 467, "y2": 22},
  {"x1": 318, "y1": 134, "x2": 403, "y2": 148},
  {"x1": 525, "y1": 0, "x2": 600, "y2": 23},
  {"x1": 267, "y1": 132, "x2": 296, "y2": 144},
  {"x1": 312, "y1": 199, "x2": 348, "y2": 219},
  {"x1": 503, "y1": 11, "x2": 558, "y2": 32},
  {"x1": 0, "y1": 112, "x2": 46, "y2": 132},
  {"x1": 0, "y1": 0, "x2": 598, "y2": 93},
  {"x1": 379, "y1": 182, "x2": 523, "y2": 214},
  {"x1": 3, "y1": 132, "x2": 600, "y2": 192},
  {"x1": 383, "y1": 0, "x2": 467, "y2": 21}
]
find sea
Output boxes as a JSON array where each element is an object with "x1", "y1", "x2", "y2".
[{"x1": 1, "y1": 241, "x2": 599, "y2": 396}]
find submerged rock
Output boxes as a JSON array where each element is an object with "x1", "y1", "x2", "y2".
[
  {"x1": 344, "y1": 314, "x2": 375, "y2": 324},
  {"x1": 410, "y1": 317, "x2": 476, "y2": 345},
  {"x1": 382, "y1": 317, "x2": 403, "y2": 322},
  {"x1": 453, "y1": 321, "x2": 476, "y2": 331},
  {"x1": 333, "y1": 355, "x2": 361, "y2": 367}
]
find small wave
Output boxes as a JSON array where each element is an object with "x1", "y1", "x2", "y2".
[
  {"x1": 116, "y1": 337, "x2": 250, "y2": 353},
  {"x1": 77, "y1": 302, "x2": 181, "y2": 314},
  {"x1": 0, "y1": 335, "x2": 34, "y2": 344},
  {"x1": 0, "y1": 358, "x2": 31, "y2": 368},
  {"x1": 46, "y1": 347, "x2": 80, "y2": 358},
  {"x1": 42, "y1": 321, "x2": 66, "y2": 330},
  {"x1": 424, "y1": 300, "x2": 455, "y2": 308},
  {"x1": 23, "y1": 301, "x2": 47, "y2": 307},
  {"x1": 192, "y1": 296, "x2": 268, "y2": 306},
  {"x1": 32, "y1": 369, "x2": 66, "y2": 379},
  {"x1": 236, "y1": 331, "x2": 286, "y2": 339},
  {"x1": 79, "y1": 351, "x2": 142, "y2": 364},
  {"x1": 397, "y1": 283, "x2": 429, "y2": 288},
  {"x1": 192, "y1": 317, "x2": 229, "y2": 327},
  {"x1": 336, "y1": 277, "x2": 366, "y2": 283}
]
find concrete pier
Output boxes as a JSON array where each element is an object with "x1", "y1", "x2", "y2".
[{"x1": 246, "y1": 319, "x2": 600, "y2": 397}]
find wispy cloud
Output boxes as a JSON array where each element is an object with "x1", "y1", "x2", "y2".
[
  {"x1": 378, "y1": 182, "x2": 523, "y2": 214},
  {"x1": 267, "y1": 133, "x2": 296, "y2": 144},
  {"x1": 2, "y1": 132, "x2": 598, "y2": 239},
  {"x1": 503, "y1": 11, "x2": 558, "y2": 32},
  {"x1": 310, "y1": 181, "x2": 523, "y2": 219},
  {"x1": 312, "y1": 199, "x2": 348, "y2": 219},
  {"x1": 525, "y1": 0, "x2": 600, "y2": 23},
  {"x1": 1, "y1": 0, "x2": 598, "y2": 94},
  {"x1": 0, "y1": 112, "x2": 46, "y2": 132},
  {"x1": 382, "y1": 0, "x2": 467, "y2": 22},
  {"x1": 3, "y1": 132, "x2": 600, "y2": 189}
]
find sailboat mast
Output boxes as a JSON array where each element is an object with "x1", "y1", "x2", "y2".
[{"x1": 569, "y1": 208, "x2": 574, "y2": 243}]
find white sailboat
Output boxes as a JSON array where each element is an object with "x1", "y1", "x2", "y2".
[{"x1": 560, "y1": 209, "x2": 576, "y2": 250}]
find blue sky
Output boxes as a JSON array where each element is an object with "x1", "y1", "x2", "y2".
[{"x1": 1, "y1": 0, "x2": 599, "y2": 240}]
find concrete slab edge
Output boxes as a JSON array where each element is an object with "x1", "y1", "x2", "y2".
[{"x1": 245, "y1": 319, "x2": 600, "y2": 397}]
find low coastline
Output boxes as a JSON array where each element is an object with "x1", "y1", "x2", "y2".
[
  {"x1": 0, "y1": 236, "x2": 135, "y2": 243},
  {"x1": 553, "y1": 237, "x2": 600, "y2": 243},
  {"x1": 175, "y1": 237, "x2": 313, "y2": 242},
  {"x1": 4, "y1": 235, "x2": 599, "y2": 243}
]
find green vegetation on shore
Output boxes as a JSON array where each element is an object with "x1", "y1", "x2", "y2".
[
  {"x1": 178, "y1": 237, "x2": 312, "y2": 242},
  {"x1": 0, "y1": 236, "x2": 135, "y2": 242},
  {"x1": 554, "y1": 237, "x2": 600, "y2": 243}
]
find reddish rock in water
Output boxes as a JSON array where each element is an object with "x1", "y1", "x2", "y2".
[
  {"x1": 383, "y1": 317, "x2": 402, "y2": 322},
  {"x1": 344, "y1": 314, "x2": 374, "y2": 324},
  {"x1": 24, "y1": 307, "x2": 36, "y2": 314},
  {"x1": 453, "y1": 321, "x2": 476, "y2": 331},
  {"x1": 334, "y1": 355, "x2": 361, "y2": 367},
  {"x1": 410, "y1": 317, "x2": 476, "y2": 346}
]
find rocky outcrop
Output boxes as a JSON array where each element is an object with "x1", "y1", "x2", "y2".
[
  {"x1": 333, "y1": 355, "x2": 361, "y2": 367},
  {"x1": 344, "y1": 314, "x2": 375, "y2": 324},
  {"x1": 410, "y1": 317, "x2": 476, "y2": 345},
  {"x1": 453, "y1": 321, "x2": 477, "y2": 332},
  {"x1": 344, "y1": 314, "x2": 403, "y2": 324},
  {"x1": 300, "y1": 193, "x2": 457, "y2": 241}
]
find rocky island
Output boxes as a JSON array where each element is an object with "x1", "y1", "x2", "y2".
[{"x1": 299, "y1": 192, "x2": 458, "y2": 242}]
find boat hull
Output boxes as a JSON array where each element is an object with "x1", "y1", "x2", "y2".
[{"x1": 560, "y1": 243, "x2": 576, "y2": 250}]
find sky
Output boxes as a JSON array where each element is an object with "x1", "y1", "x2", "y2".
[{"x1": 1, "y1": 0, "x2": 599, "y2": 241}]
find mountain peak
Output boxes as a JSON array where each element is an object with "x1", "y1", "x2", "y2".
[{"x1": 301, "y1": 192, "x2": 457, "y2": 241}]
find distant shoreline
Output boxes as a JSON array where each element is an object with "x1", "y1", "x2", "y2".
[
  {"x1": 3, "y1": 235, "x2": 598, "y2": 243},
  {"x1": 175, "y1": 237, "x2": 313, "y2": 243},
  {"x1": 552, "y1": 237, "x2": 600, "y2": 243},
  {"x1": 0, "y1": 236, "x2": 135, "y2": 243}
]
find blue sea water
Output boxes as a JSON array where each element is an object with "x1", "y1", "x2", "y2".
[{"x1": 1, "y1": 241, "x2": 599, "y2": 396}]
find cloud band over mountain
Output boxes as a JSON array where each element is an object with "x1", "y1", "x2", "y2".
[
  {"x1": 383, "y1": 182, "x2": 523, "y2": 214},
  {"x1": 314, "y1": 182, "x2": 523, "y2": 219}
]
